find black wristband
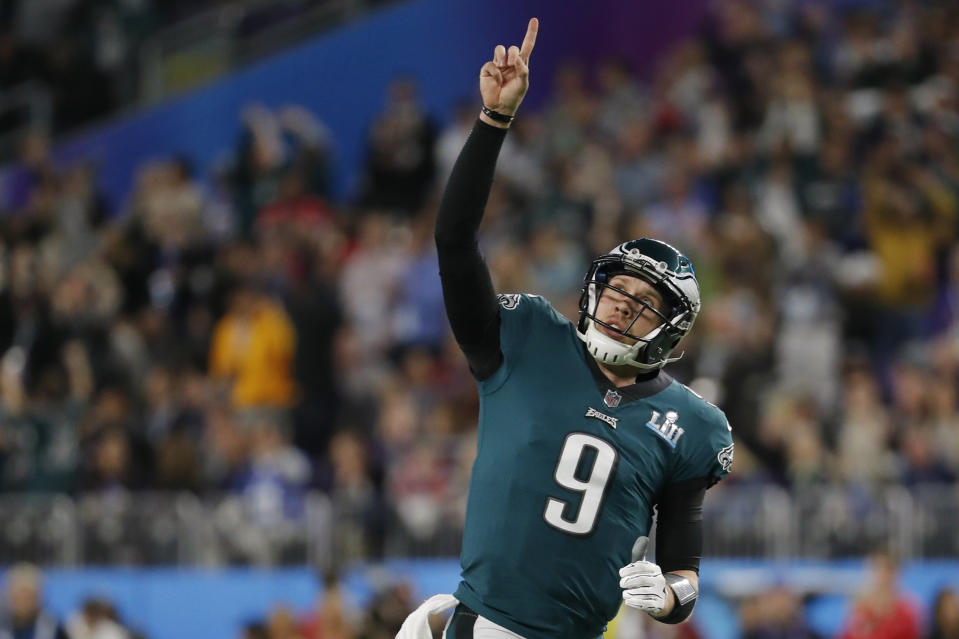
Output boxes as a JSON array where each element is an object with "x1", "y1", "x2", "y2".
[
  {"x1": 481, "y1": 106, "x2": 515, "y2": 124},
  {"x1": 657, "y1": 574, "x2": 697, "y2": 624}
]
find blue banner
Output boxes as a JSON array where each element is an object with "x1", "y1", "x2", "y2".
[{"x1": 21, "y1": 559, "x2": 959, "y2": 639}]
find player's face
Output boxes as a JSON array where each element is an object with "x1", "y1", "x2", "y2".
[{"x1": 594, "y1": 275, "x2": 666, "y2": 345}]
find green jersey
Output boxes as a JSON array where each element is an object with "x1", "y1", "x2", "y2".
[{"x1": 453, "y1": 294, "x2": 733, "y2": 639}]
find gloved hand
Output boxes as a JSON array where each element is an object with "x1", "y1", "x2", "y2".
[{"x1": 619, "y1": 536, "x2": 667, "y2": 614}]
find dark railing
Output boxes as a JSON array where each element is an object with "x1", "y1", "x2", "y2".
[{"x1": 0, "y1": 484, "x2": 956, "y2": 567}]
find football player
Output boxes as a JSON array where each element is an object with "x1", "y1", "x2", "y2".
[{"x1": 398, "y1": 18, "x2": 733, "y2": 639}]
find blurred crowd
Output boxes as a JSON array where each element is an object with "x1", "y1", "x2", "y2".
[
  {"x1": 0, "y1": 0, "x2": 392, "y2": 147},
  {"x1": 0, "y1": 0, "x2": 244, "y2": 137},
  {"x1": 2, "y1": 554, "x2": 958, "y2": 639},
  {"x1": 2, "y1": 1, "x2": 958, "y2": 638},
  {"x1": 0, "y1": 0, "x2": 958, "y2": 572},
  {"x1": 0, "y1": 0, "x2": 155, "y2": 137},
  {"x1": 0, "y1": 560, "x2": 419, "y2": 639},
  {"x1": 735, "y1": 551, "x2": 959, "y2": 639},
  {"x1": 0, "y1": 562, "x2": 141, "y2": 639}
]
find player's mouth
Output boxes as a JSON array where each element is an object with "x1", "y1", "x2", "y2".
[{"x1": 600, "y1": 323, "x2": 629, "y2": 341}]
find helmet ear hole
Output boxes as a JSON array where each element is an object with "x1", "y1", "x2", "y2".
[{"x1": 641, "y1": 331, "x2": 682, "y2": 365}]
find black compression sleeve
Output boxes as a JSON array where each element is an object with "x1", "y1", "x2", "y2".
[
  {"x1": 435, "y1": 120, "x2": 508, "y2": 381},
  {"x1": 655, "y1": 478, "x2": 707, "y2": 574}
]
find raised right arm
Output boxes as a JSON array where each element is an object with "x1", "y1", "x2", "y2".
[
  {"x1": 434, "y1": 121, "x2": 508, "y2": 380},
  {"x1": 434, "y1": 18, "x2": 538, "y2": 381}
]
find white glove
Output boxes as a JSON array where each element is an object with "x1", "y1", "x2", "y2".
[
  {"x1": 396, "y1": 593, "x2": 459, "y2": 639},
  {"x1": 619, "y1": 559, "x2": 667, "y2": 614}
]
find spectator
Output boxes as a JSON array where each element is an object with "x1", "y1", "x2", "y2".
[
  {"x1": 285, "y1": 235, "x2": 344, "y2": 457},
  {"x1": 265, "y1": 606, "x2": 304, "y2": 639},
  {"x1": 153, "y1": 420, "x2": 202, "y2": 491},
  {"x1": 739, "y1": 587, "x2": 822, "y2": 639},
  {"x1": 300, "y1": 574, "x2": 356, "y2": 639},
  {"x1": 235, "y1": 411, "x2": 312, "y2": 528},
  {"x1": 899, "y1": 426, "x2": 957, "y2": 486},
  {"x1": 862, "y1": 159, "x2": 956, "y2": 370},
  {"x1": 81, "y1": 428, "x2": 133, "y2": 494},
  {"x1": 390, "y1": 214, "x2": 445, "y2": 352},
  {"x1": 595, "y1": 57, "x2": 648, "y2": 141},
  {"x1": 241, "y1": 622, "x2": 269, "y2": 639},
  {"x1": 356, "y1": 582, "x2": 412, "y2": 639},
  {"x1": 926, "y1": 376, "x2": 959, "y2": 475},
  {"x1": 835, "y1": 368, "x2": 895, "y2": 485},
  {"x1": 435, "y1": 101, "x2": 476, "y2": 184},
  {"x1": 0, "y1": 345, "x2": 80, "y2": 493},
  {"x1": 202, "y1": 407, "x2": 248, "y2": 490},
  {"x1": 928, "y1": 588, "x2": 959, "y2": 639},
  {"x1": 1, "y1": 132, "x2": 53, "y2": 212},
  {"x1": 325, "y1": 429, "x2": 384, "y2": 562},
  {"x1": 359, "y1": 78, "x2": 436, "y2": 216},
  {"x1": 232, "y1": 105, "x2": 289, "y2": 235},
  {"x1": 257, "y1": 171, "x2": 332, "y2": 235},
  {"x1": 66, "y1": 597, "x2": 130, "y2": 639},
  {"x1": 541, "y1": 61, "x2": 593, "y2": 160},
  {"x1": 0, "y1": 563, "x2": 69, "y2": 639},
  {"x1": 837, "y1": 551, "x2": 921, "y2": 639},
  {"x1": 337, "y1": 214, "x2": 408, "y2": 395},
  {"x1": 209, "y1": 280, "x2": 296, "y2": 409},
  {"x1": 643, "y1": 167, "x2": 710, "y2": 252}
]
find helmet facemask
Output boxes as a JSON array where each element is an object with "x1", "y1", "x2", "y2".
[{"x1": 577, "y1": 240, "x2": 700, "y2": 370}]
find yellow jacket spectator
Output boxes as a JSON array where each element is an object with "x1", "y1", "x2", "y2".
[
  {"x1": 863, "y1": 165, "x2": 957, "y2": 309},
  {"x1": 210, "y1": 283, "x2": 297, "y2": 408}
]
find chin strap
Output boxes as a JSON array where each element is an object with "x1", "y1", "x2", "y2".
[
  {"x1": 582, "y1": 320, "x2": 683, "y2": 371},
  {"x1": 642, "y1": 349, "x2": 685, "y2": 369}
]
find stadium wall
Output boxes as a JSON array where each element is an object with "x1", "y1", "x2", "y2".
[
  {"x1": 27, "y1": 559, "x2": 959, "y2": 639},
  {"x1": 40, "y1": 0, "x2": 710, "y2": 211}
]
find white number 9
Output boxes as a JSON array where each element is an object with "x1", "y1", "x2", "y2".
[{"x1": 544, "y1": 433, "x2": 618, "y2": 535}]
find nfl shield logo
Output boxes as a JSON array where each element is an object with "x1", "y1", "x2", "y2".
[{"x1": 604, "y1": 389, "x2": 622, "y2": 408}]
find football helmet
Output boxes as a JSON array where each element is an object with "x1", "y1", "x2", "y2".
[{"x1": 577, "y1": 238, "x2": 701, "y2": 370}]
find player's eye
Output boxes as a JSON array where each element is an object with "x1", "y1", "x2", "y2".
[{"x1": 607, "y1": 289, "x2": 628, "y2": 304}]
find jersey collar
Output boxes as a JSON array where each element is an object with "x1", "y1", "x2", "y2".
[{"x1": 581, "y1": 342, "x2": 673, "y2": 403}]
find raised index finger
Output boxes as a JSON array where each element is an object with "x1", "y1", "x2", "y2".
[{"x1": 519, "y1": 17, "x2": 539, "y2": 63}]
